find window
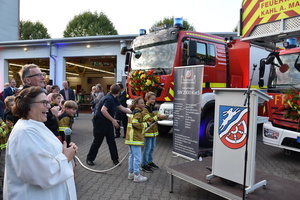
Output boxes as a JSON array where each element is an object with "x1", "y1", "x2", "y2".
[
  {"x1": 196, "y1": 43, "x2": 206, "y2": 65},
  {"x1": 182, "y1": 40, "x2": 216, "y2": 66},
  {"x1": 208, "y1": 44, "x2": 216, "y2": 65}
]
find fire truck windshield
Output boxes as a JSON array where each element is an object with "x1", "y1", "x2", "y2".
[
  {"x1": 131, "y1": 42, "x2": 177, "y2": 75},
  {"x1": 269, "y1": 53, "x2": 300, "y2": 88}
]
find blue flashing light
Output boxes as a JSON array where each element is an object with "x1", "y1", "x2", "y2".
[
  {"x1": 139, "y1": 29, "x2": 146, "y2": 36},
  {"x1": 287, "y1": 38, "x2": 297, "y2": 48},
  {"x1": 174, "y1": 18, "x2": 183, "y2": 28}
]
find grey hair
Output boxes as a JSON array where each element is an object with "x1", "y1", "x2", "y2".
[{"x1": 18, "y1": 64, "x2": 38, "y2": 84}]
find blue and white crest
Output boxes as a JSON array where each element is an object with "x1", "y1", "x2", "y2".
[{"x1": 218, "y1": 105, "x2": 248, "y2": 149}]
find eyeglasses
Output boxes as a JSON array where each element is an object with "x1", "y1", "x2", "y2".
[
  {"x1": 27, "y1": 73, "x2": 45, "y2": 78},
  {"x1": 32, "y1": 100, "x2": 51, "y2": 107}
]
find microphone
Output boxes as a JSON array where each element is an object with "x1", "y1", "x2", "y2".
[{"x1": 64, "y1": 128, "x2": 72, "y2": 147}]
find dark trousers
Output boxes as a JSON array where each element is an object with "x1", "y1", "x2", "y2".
[
  {"x1": 115, "y1": 111, "x2": 128, "y2": 137},
  {"x1": 87, "y1": 117, "x2": 119, "y2": 161}
]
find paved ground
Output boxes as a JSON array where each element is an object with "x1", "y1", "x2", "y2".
[{"x1": 72, "y1": 113, "x2": 300, "y2": 200}]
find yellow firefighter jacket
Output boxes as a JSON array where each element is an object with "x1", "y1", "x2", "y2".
[
  {"x1": 144, "y1": 102, "x2": 160, "y2": 137},
  {"x1": 0, "y1": 119, "x2": 9, "y2": 150},
  {"x1": 125, "y1": 108, "x2": 149, "y2": 146}
]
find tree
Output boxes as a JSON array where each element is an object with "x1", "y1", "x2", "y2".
[
  {"x1": 20, "y1": 20, "x2": 51, "y2": 40},
  {"x1": 63, "y1": 11, "x2": 118, "y2": 37},
  {"x1": 150, "y1": 17, "x2": 195, "y2": 32},
  {"x1": 233, "y1": 25, "x2": 238, "y2": 32}
]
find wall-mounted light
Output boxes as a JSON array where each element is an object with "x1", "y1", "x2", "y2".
[
  {"x1": 86, "y1": 44, "x2": 91, "y2": 48},
  {"x1": 67, "y1": 77, "x2": 80, "y2": 79},
  {"x1": 66, "y1": 62, "x2": 115, "y2": 75},
  {"x1": 23, "y1": 47, "x2": 28, "y2": 51},
  {"x1": 9, "y1": 63, "x2": 23, "y2": 67}
]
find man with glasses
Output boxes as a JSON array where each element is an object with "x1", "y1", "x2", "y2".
[
  {"x1": 19, "y1": 64, "x2": 46, "y2": 89},
  {"x1": 18, "y1": 64, "x2": 61, "y2": 117}
]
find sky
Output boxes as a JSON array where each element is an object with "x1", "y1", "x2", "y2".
[{"x1": 20, "y1": 0, "x2": 243, "y2": 38}]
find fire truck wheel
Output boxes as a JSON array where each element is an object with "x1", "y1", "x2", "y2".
[
  {"x1": 158, "y1": 125, "x2": 172, "y2": 134},
  {"x1": 199, "y1": 112, "x2": 214, "y2": 148}
]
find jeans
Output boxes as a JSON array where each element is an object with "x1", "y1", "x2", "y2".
[
  {"x1": 142, "y1": 137, "x2": 156, "y2": 165},
  {"x1": 128, "y1": 145, "x2": 142, "y2": 175}
]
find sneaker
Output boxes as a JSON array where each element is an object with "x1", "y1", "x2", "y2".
[
  {"x1": 134, "y1": 174, "x2": 148, "y2": 182},
  {"x1": 128, "y1": 172, "x2": 134, "y2": 180},
  {"x1": 141, "y1": 165, "x2": 153, "y2": 173},
  {"x1": 148, "y1": 162, "x2": 159, "y2": 169}
]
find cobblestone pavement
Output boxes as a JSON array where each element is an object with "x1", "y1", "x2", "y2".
[{"x1": 72, "y1": 113, "x2": 300, "y2": 200}]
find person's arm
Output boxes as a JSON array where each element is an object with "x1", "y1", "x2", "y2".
[
  {"x1": 101, "y1": 105, "x2": 120, "y2": 128},
  {"x1": 3, "y1": 88, "x2": 9, "y2": 99},
  {"x1": 59, "y1": 90, "x2": 65, "y2": 99},
  {"x1": 70, "y1": 88, "x2": 76, "y2": 101},
  {"x1": 117, "y1": 105, "x2": 132, "y2": 114},
  {"x1": 50, "y1": 106, "x2": 60, "y2": 117}
]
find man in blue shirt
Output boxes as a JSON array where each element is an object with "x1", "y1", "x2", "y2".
[{"x1": 86, "y1": 84, "x2": 131, "y2": 166}]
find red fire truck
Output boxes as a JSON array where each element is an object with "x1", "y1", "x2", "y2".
[
  {"x1": 239, "y1": 0, "x2": 300, "y2": 153},
  {"x1": 121, "y1": 19, "x2": 269, "y2": 147}
]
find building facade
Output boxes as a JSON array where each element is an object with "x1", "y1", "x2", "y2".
[{"x1": 0, "y1": 35, "x2": 136, "y2": 94}]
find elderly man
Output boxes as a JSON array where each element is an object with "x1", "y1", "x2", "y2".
[
  {"x1": 59, "y1": 81, "x2": 75, "y2": 101},
  {"x1": 45, "y1": 85, "x2": 52, "y2": 95},
  {"x1": 18, "y1": 64, "x2": 46, "y2": 89}
]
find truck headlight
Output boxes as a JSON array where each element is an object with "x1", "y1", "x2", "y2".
[{"x1": 263, "y1": 128, "x2": 279, "y2": 139}]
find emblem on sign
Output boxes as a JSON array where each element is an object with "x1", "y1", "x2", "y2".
[
  {"x1": 185, "y1": 69, "x2": 192, "y2": 78},
  {"x1": 218, "y1": 106, "x2": 248, "y2": 149}
]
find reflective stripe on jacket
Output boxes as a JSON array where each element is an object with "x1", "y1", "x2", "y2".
[
  {"x1": 144, "y1": 102, "x2": 160, "y2": 137},
  {"x1": 58, "y1": 112, "x2": 72, "y2": 134},
  {"x1": 125, "y1": 108, "x2": 148, "y2": 146}
]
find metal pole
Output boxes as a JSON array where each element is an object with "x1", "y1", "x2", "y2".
[{"x1": 242, "y1": 64, "x2": 257, "y2": 199}]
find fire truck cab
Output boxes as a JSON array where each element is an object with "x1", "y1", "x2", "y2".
[{"x1": 239, "y1": 0, "x2": 300, "y2": 153}]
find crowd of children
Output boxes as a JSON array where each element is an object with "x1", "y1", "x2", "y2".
[
  {"x1": 125, "y1": 92, "x2": 167, "y2": 183},
  {"x1": 44, "y1": 93, "x2": 78, "y2": 142}
]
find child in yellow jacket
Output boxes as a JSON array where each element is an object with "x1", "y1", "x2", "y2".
[
  {"x1": 141, "y1": 92, "x2": 167, "y2": 172},
  {"x1": 58, "y1": 100, "x2": 78, "y2": 142},
  {"x1": 0, "y1": 118, "x2": 9, "y2": 151},
  {"x1": 125, "y1": 96, "x2": 149, "y2": 183},
  {"x1": 0, "y1": 117, "x2": 12, "y2": 189}
]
